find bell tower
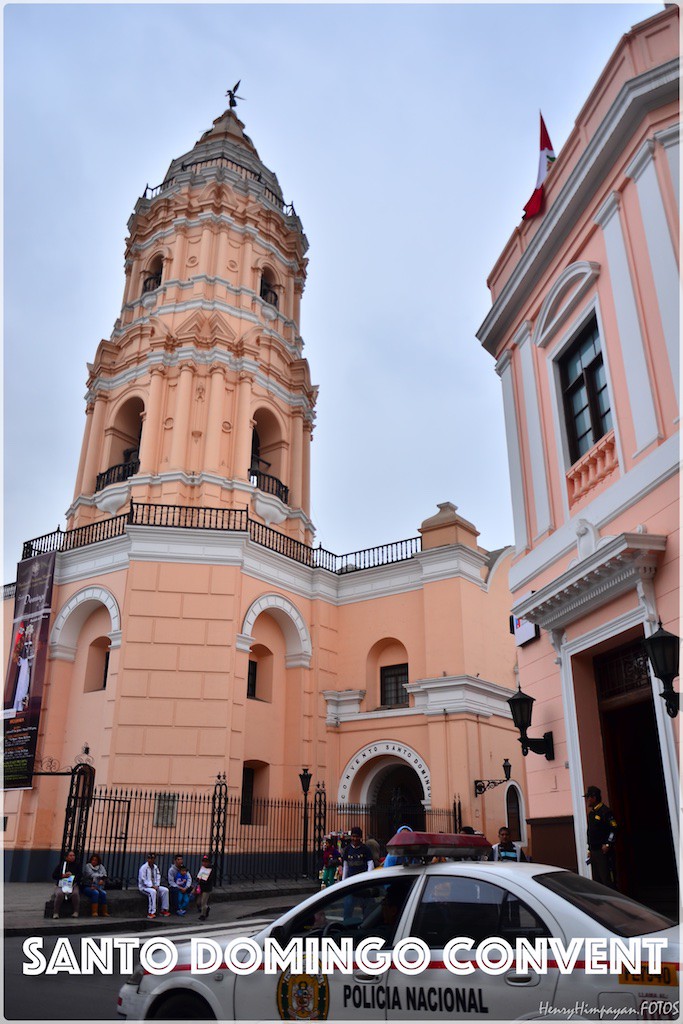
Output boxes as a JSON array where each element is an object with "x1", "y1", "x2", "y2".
[{"x1": 67, "y1": 103, "x2": 317, "y2": 542}]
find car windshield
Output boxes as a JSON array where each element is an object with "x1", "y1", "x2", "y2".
[{"x1": 535, "y1": 871, "x2": 676, "y2": 937}]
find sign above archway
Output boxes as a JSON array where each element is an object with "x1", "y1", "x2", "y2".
[{"x1": 338, "y1": 741, "x2": 431, "y2": 806}]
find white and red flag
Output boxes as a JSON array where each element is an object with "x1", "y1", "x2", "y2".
[{"x1": 522, "y1": 113, "x2": 556, "y2": 220}]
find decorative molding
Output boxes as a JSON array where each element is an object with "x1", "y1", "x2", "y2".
[
  {"x1": 93, "y1": 484, "x2": 132, "y2": 516},
  {"x1": 512, "y1": 531, "x2": 667, "y2": 630},
  {"x1": 253, "y1": 491, "x2": 287, "y2": 527},
  {"x1": 654, "y1": 123, "x2": 680, "y2": 151},
  {"x1": 337, "y1": 740, "x2": 430, "y2": 804},
  {"x1": 50, "y1": 585, "x2": 122, "y2": 655},
  {"x1": 532, "y1": 261, "x2": 601, "y2": 350},
  {"x1": 566, "y1": 431, "x2": 618, "y2": 507},
  {"x1": 240, "y1": 592, "x2": 312, "y2": 668},
  {"x1": 594, "y1": 190, "x2": 621, "y2": 229},
  {"x1": 405, "y1": 675, "x2": 515, "y2": 718},
  {"x1": 321, "y1": 689, "x2": 366, "y2": 725},
  {"x1": 509, "y1": 404, "x2": 678, "y2": 594},
  {"x1": 626, "y1": 139, "x2": 656, "y2": 182}
]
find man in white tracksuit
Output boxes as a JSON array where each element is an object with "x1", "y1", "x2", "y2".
[{"x1": 138, "y1": 853, "x2": 171, "y2": 919}]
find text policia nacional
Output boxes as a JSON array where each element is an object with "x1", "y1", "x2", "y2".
[{"x1": 22, "y1": 935, "x2": 670, "y2": 977}]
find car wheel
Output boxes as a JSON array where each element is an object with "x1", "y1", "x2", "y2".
[{"x1": 149, "y1": 992, "x2": 215, "y2": 1020}]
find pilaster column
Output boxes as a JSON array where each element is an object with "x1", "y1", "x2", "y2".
[
  {"x1": 138, "y1": 367, "x2": 166, "y2": 475},
  {"x1": 169, "y1": 226, "x2": 187, "y2": 282},
  {"x1": 495, "y1": 349, "x2": 528, "y2": 553},
  {"x1": 289, "y1": 411, "x2": 303, "y2": 509},
  {"x1": 204, "y1": 365, "x2": 226, "y2": 472},
  {"x1": 169, "y1": 363, "x2": 195, "y2": 470},
  {"x1": 233, "y1": 372, "x2": 254, "y2": 480},
  {"x1": 199, "y1": 223, "x2": 213, "y2": 276},
  {"x1": 594, "y1": 192, "x2": 660, "y2": 456},
  {"x1": 302, "y1": 421, "x2": 312, "y2": 516},
  {"x1": 215, "y1": 227, "x2": 231, "y2": 284},
  {"x1": 626, "y1": 140, "x2": 679, "y2": 405},
  {"x1": 240, "y1": 234, "x2": 254, "y2": 302},
  {"x1": 72, "y1": 402, "x2": 95, "y2": 501},
  {"x1": 81, "y1": 394, "x2": 108, "y2": 494}
]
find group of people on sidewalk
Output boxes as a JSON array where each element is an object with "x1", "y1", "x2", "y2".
[
  {"x1": 138, "y1": 852, "x2": 214, "y2": 920},
  {"x1": 319, "y1": 785, "x2": 616, "y2": 888},
  {"x1": 318, "y1": 823, "x2": 527, "y2": 888},
  {"x1": 51, "y1": 850, "x2": 215, "y2": 921}
]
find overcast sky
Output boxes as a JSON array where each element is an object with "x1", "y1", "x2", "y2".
[{"x1": 4, "y1": 2, "x2": 660, "y2": 575}]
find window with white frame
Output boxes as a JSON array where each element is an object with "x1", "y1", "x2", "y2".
[{"x1": 559, "y1": 315, "x2": 613, "y2": 463}]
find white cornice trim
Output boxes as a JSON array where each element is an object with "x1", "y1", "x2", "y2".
[
  {"x1": 511, "y1": 532, "x2": 667, "y2": 630},
  {"x1": 654, "y1": 123, "x2": 680, "y2": 150},
  {"x1": 593, "y1": 190, "x2": 621, "y2": 229},
  {"x1": 321, "y1": 689, "x2": 366, "y2": 724},
  {"x1": 87, "y1": 345, "x2": 315, "y2": 419},
  {"x1": 626, "y1": 139, "x2": 656, "y2": 182},
  {"x1": 405, "y1": 674, "x2": 515, "y2": 718},
  {"x1": 477, "y1": 59, "x2": 679, "y2": 354},
  {"x1": 414, "y1": 545, "x2": 487, "y2": 588},
  {"x1": 51, "y1": 523, "x2": 499, "y2": 612}
]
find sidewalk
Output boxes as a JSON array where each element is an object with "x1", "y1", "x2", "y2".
[{"x1": 3, "y1": 879, "x2": 319, "y2": 937}]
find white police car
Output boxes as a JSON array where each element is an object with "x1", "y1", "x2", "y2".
[{"x1": 117, "y1": 832, "x2": 679, "y2": 1020}]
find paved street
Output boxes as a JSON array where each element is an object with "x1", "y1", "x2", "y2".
[{"x1": 3, "y1": 889, "x2": 293, "y2": 1021}]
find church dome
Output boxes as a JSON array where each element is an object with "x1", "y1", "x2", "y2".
[{"x1": 160, "y1": 107, "x2": 285, "y2": 210}]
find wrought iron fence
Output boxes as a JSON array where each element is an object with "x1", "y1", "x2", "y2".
[
  {"x1": 16, "y1": 501, "x2": 421, "y2": 575},
  {"x1": 79, "y1": 781, "x2": 459, "y2": 888},
  {"x1": 95, "y1": 460, "x2": 140, "y2": 492}
]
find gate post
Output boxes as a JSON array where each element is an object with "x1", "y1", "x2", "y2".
[
  {"x1": 61, "y1": 764, "x2": 96, "y2": 862},
  {"x1": 313, "y1": 782, "x2": 327, "y2": 872},
  {"x1": 210, "y1": 772, "x2": 228, "y2": 885}
]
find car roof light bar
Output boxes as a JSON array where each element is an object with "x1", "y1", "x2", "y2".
[{"x1": 385, "y1": 830, "x2": 491, "y2": 860}]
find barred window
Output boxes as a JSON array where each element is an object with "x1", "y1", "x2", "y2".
[
  {"x1": 380, "y1": 663, "x2": 409, "y2": 707},
  {"x1": 153, "y1": 793, "x2": 178, "y2": 828},
  {"x1": 247, "y1": 660, "x2": 257, "y2": 699},
  {"x1": 560, "y1": 317, "x2": 612, "y2": 463},
  {"x1": 241, "y1": 767, "x2": 255, "y2": 825}
]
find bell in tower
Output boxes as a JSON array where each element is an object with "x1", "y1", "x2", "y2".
[{"x1": 67, "y1": 97, "x2": 318, "y2": 544}]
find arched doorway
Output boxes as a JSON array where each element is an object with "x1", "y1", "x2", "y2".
[{"x1": 372, "y1": 765, "x2": 425, "y2": 842}]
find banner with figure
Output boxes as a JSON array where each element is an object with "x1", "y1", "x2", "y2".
[{"x1": 3, "y1": 552, "x2": 56, "y2": 790}]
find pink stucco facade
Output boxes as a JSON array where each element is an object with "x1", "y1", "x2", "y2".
[
  {"x1": 4, "y1": 110, "x2": 523, "y2": 878},
  {"x1": 477, "y1": 7, "x2": 679, "y2": 908}
]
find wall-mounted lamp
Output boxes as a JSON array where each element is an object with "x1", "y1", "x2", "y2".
[
  {"x1": 642, "y1": 621, "x2": 680, "y2": 719},
  {"x1": 474, "y1": 758, "x2": 512, "y2": 798},
  {"x1": 507, "y1": 685, "x2": 554, "y2": 759}
]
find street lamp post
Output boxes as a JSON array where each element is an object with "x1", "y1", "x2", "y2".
[
  {"x1": 299, "y1": 768, "x2": 312, "y2": 877},
  {"x1": 474, "y1": 758, "x2": 512, "y2": 797},
  {"x1": 507, "y1": 686, "x2": 555, "y2": 759}
]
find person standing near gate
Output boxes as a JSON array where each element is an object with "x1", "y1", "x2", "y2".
[
  {"x1": 195, "y1": 854, "x2": 214, "y2": 921},
  {"x1": 51, "y1": 850, "x2": 82, "y2": 918},
  {"x1": 138, "y1": 853, "x2": 170, "y2": 920},
  {"x1": 341, "y1": 827, "x2": 374, "y2": 879},
  {"x1": 584, "y1": 786, "x2": 618, "y2": 888}
]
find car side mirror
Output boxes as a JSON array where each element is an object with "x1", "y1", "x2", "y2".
[{"x1": 270, "y1": 924, "x2": 286, "y2": 945}]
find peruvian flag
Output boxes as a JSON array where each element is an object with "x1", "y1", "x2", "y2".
[{"x1": 522, "y1": 114, "x2": 556, "y2": 220}]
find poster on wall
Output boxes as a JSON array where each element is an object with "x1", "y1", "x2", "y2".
[{"x1": 3, "y1": 551, "x2": 56, "y2": 790}]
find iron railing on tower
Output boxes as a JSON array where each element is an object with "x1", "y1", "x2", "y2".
[{"x1": 17, "y1": 502, "x2": 421, "y2": 575}]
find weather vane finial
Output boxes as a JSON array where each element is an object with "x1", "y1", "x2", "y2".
[{"x1": 226, "y1": 80, "x2": 244, "y2": 109}]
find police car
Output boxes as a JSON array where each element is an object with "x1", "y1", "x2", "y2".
[{"x1": 117, "y1": 831, "x2": 679, "y2": 1021}]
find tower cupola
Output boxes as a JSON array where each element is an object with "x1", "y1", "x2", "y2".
[{"x1": 67, "y1": 100, "x2": 317, "y2": 544}]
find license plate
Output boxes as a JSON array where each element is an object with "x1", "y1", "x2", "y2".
[{"x1": 620, "y1": 963, "x2": 678, "y2": 987}]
